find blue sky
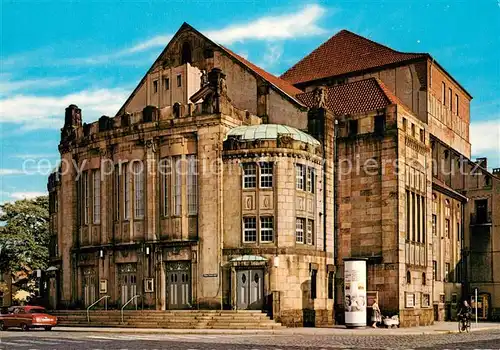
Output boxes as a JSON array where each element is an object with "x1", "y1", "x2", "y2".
[{"x1": 1, "y1": 0, "x2": 499, "y2": 203}]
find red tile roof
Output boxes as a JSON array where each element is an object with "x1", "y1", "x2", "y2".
[
  {"x1": 281, "y1": 29, "x2": 427, "y2": 85},
  {"x1": 218, "y1": 45, "x2": 305, "y2": 106},
  {"x1": 296, "y1": 78, "x2": 400, "y2": 115}
]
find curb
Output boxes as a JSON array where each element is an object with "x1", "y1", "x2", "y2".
[{"x1": 53, "y1": 327, "x2": 280, "y2": 335}]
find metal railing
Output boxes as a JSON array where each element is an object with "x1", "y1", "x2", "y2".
[
  {"x1": 87, "y1": 295, "x2": 110, "y2": 323},
  {"x1": 121, "y1": 295, "x2": 141, "y2": 323}
]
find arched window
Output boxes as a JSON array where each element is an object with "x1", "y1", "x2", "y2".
[
  {"x1": 406, "y1": 270, "x2": 411, "y2": 284},
  {"x1": 181, "y1": 42, "x2": 192, "y2": 64}
]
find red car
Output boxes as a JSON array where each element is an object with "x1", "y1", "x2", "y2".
[{"x1": 0, "y1": 305, "x2": 57, "y2": 331}]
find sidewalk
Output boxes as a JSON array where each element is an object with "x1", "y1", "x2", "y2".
[{"x1": 53, "y1": 322, "x2": 500, "y2": 335}]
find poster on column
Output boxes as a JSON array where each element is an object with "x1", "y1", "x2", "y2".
[{"x1": 344, "y1": 258, "x2": 367, "y2": 327}]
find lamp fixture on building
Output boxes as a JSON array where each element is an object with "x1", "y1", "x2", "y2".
[
  {"x1": 99, "y1": 249, "x2": 104, "y2": 259},
  {"x1": 146, "y1": 246, "x2": 150, "y2": 255}
]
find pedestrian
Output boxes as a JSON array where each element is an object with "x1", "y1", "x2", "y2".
[{"x1": 371, "y1": 298, "x2": 381, "y2": 328}]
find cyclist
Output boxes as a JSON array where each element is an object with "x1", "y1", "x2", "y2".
[{"x1": 457, "y1": 300, "x2": 472, "y2": 328}]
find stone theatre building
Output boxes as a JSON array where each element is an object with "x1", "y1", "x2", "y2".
[{"x1": 46, "y1": 23, "x2": 499, "y2": 327}]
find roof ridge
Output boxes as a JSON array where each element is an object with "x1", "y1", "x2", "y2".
[
  {"x1": 280, "y1": 29, "x2": 427, "y2": 85},
  {"x1": 338, "y1": 29, "x2": 427, "y2": 56}
]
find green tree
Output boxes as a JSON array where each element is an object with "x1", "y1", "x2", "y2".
[{"x1": 0, "y1": 196, "x2": 49, "y2": 280}]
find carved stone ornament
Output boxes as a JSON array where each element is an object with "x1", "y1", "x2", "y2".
[
  {"x1": 277, "y1": 134, "x2": 293, "y2": 148},
  {"x1": 145, "y1": 139, "x2": 157, "y2": 153},
  {"x1": 313, "y1": 86, "x2": 327, "y2": 109},
  {"x1": 200, "y1": 70, "x2": 209, "y2": 88}
]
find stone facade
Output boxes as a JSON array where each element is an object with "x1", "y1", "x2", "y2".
[{"x1": 45, "y1": 24, "x2": 499, "y2": 328}]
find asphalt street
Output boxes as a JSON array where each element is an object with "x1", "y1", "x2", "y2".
[{"x1": 1, "y1": 329, "x2": 500, "y2": 349}]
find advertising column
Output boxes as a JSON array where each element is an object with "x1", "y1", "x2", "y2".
[{"x1": 344, "y1": 258, "x2": 367, "y2": 327}]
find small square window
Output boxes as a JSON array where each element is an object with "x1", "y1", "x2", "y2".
[
  {"x1": 260, "y1": 217, "x2": 274, "y2": 242},
  {"x1": 242, "y1": 163, "x2": 257, "y2": 189},
  {"x1": 177, "y1": 74, "x2": 182, "y2": 87},
  {"x1": 295, "y1": 218, "x2": 305, "y2": 243},
  {"x1": 296, "y1": 164, "x2": 305, "y2": 190},
  {"x1": 153, "y1": 80, "x2": 158, "y2": 93},
  {"x1": 260, "y1": 162, "x2": 273, "y2": 188},
  {"x1": 306, "y1": 219, "x2": 314, "y2": 245},
  {"x1": 306, "y1": 167, "x2": 315, "y2": 193},
  {"x1": 243, "y1": 217, "x2": 257, "y2": 243}
]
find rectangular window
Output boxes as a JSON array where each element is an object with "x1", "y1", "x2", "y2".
[
  {"x1": 153, "y1": 80, "x2": 158, "y2": 93},
  {"x1": 133, "y1": 162, "x2": 144, "y2": 219},
  {"x1": 433, "y1": 260, "x2": 438, "y2": 281},
  {"x1": 402, "y1": 117, "x2": 407, "y2": 131},
  {"x1": 348, "y1": 119, "x2": 358, "y2": 136},
  {"x1": 421, "y1": 196, "x2": 426, "y2": 244},
  {"x1": 442, "y1": 82, "x2": 446, "y2": 105},
  {"x1": 93, "y1": 170, "x2": 100, "y2": 224},
  {"x1": 306, "y1": 167, "x2": 315, "y2": 193},
  {"x1": 114, "y1": 165, "x2": 120, "y2": 221},
  {"x1": 328, "y1": 272, "x2": 334, "y2": 299},
  {"x1": 445, "y1": 219, "x2": 450, "y2": 238},
  {"x1": 411, "y1": 123, "x2": 416, "y2": 137},
  {"x1": 306, "y1": 219, "x2": 314, "y2": 245},
  {"x1": 177, "y1": 74, "x2": 182, "y2": 87},
  {"x1": 242, "y1": 163, "x2": 257, "y2": 189},
  {"x1": 416, "y1": 194, "x2": 421, "y2": 242},
  {"x1": 432, "y1": 214, "x2": 437, "y2": 236},
  {"x1": 457, "y1": 223, "x2": 460, "y2": 241},
  {"x1": 374, "y1": 115, "x2": 386, "y2": 134},
  {"x1": 295, "y1": 218, "x2": 305, "y2": 243},
  {"x1": 83, "y1": 171, "x2": 89, "y2": 225},
  {"x1": 243, "y1": 217, "x2": 257, "y2": 243},
  {"x1": 420, "y1": 129, "x2": 425, "y2": 143},
  {"x1": 123, "y1": 163, "x2": 130, "y2": 220},
  {"x1": 164, "y1": 77, "x2": 169, "y2": 90},
  {"x1": 412, "y1": 192, "x2": 416, "y2": 241},
  {"x1": 296, "y1": 164, "x2": 305, "y2": 190},
  {"x1": 455, "y1": 94, "x2": 459, "y2": 116},
  {"x1": 260, "y1": 217, "x2": 274, "y2": 242},
  {"x1": 173, "y1": 156, "x2": 182, "y2": 216},
  {"x1": 161, "y1": 158, "x2": 171, "y2": 216},
  {"x1": 187, "y1": 155, "x2": 198, "y2": 215},
  {"x1": 448, "y1": 88, "x2": 452, "y2": 111},
  {"x1": 444, "y1": 263, "x2": 450, "y2": 282},
  {"x1": 311, "y1": 269, "x2": 317, "y2": 299},
  {"x1": 260, "y1": 162, "x2": 273, "y2": 188},
  {"x1": 406, "y1": 190, "x2": 411, "y2": 240}
]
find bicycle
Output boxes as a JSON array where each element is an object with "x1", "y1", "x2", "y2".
[{"x1": 458, "y1": 313, "x2": 471, "y2": 333}]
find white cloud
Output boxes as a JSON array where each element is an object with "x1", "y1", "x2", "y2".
[
  {"x1": 470, "y1": 118, "x2": 500, "y2": 169},
  {"x1": 0, "y1": 88, "x2": 129, "y2": 130},
  {"x1": 59, "y1": 4, "x2": 326, "y2": 65},
  {"x1": 9, "y1": 192, "x2": 47, "y2": 200},
  {"x1": 205, "y1": 4, "x2": 326, "y2": 45}
]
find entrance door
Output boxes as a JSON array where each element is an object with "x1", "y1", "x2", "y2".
[
  {"x1": 236, "y1": 269, "x2": 264, "y2": 310},
  {"x1": 82, "y1": 268, "x2": 96, "y2": 307},
  {"x1": 119, "y1": 264, "x2": 137, "y2": 307},
  {"x1": 166, "y1": 262, "x2": 191, "y2": 309}
]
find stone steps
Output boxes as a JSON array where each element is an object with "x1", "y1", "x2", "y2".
[{"x1": 52, "y1": 310, "x2": 283, "y2": 329}]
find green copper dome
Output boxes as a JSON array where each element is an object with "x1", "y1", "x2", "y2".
[{"x1": 226, "y1": 124, "x2": 320, "y2": 146}]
